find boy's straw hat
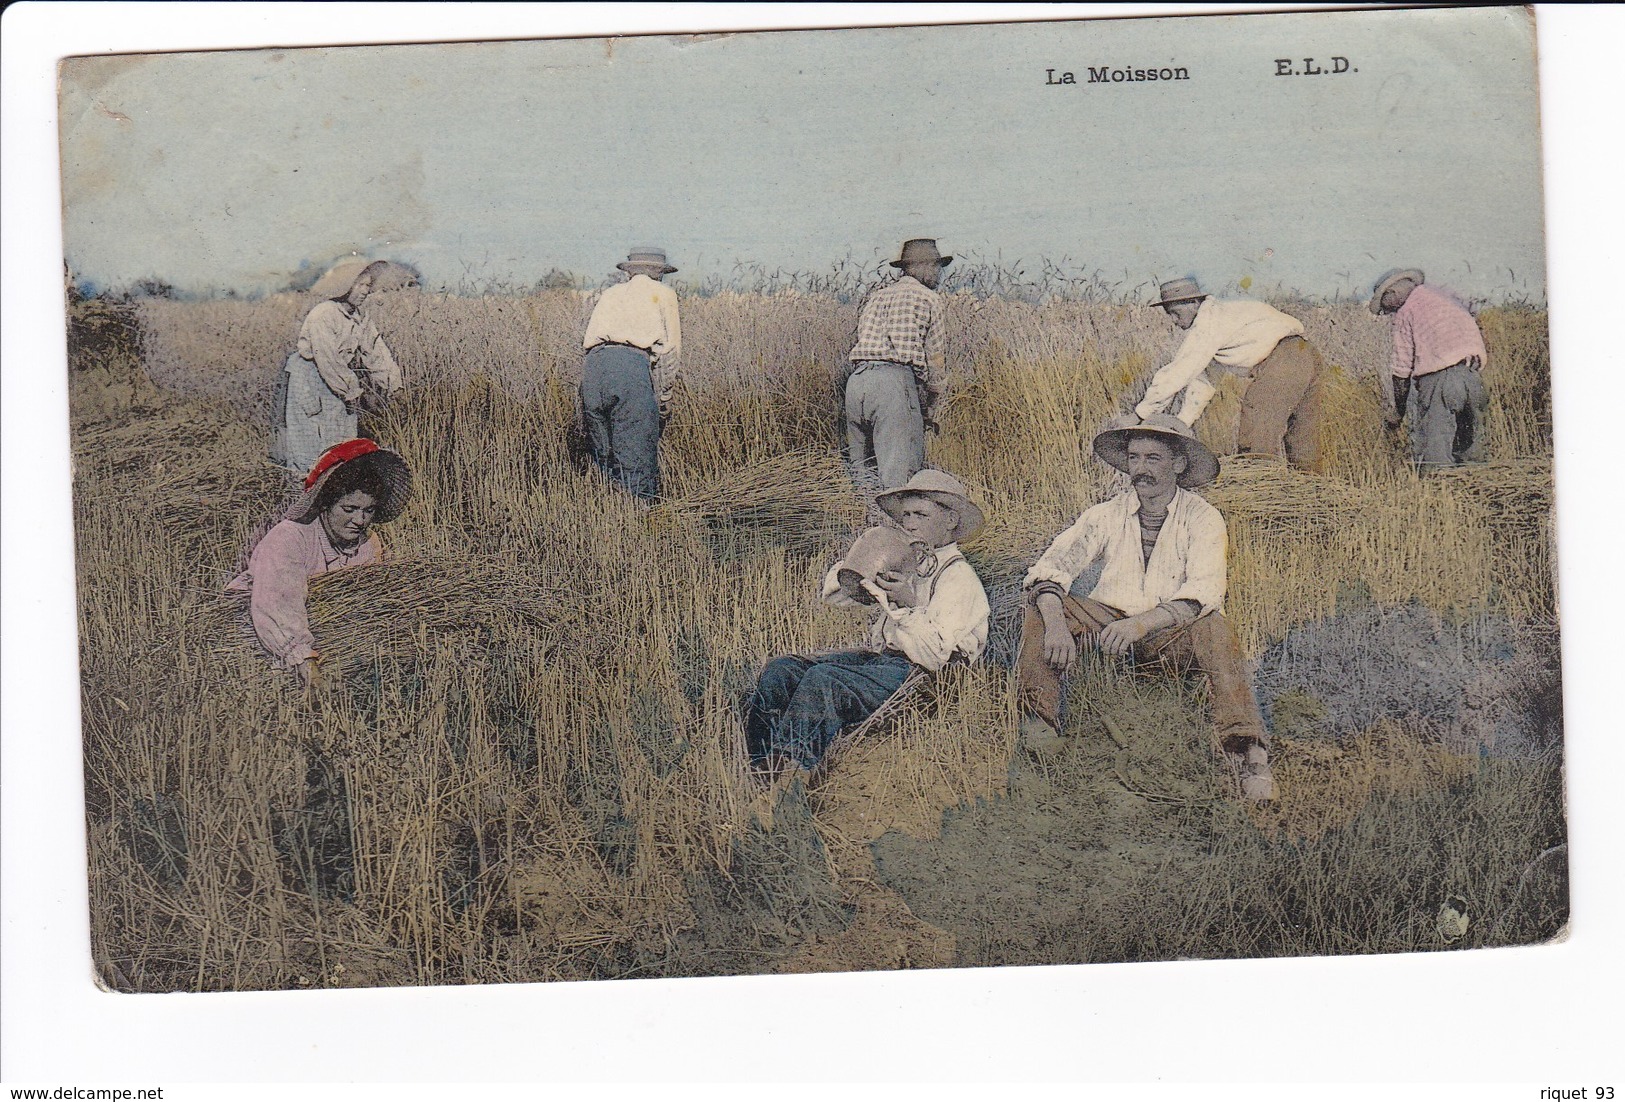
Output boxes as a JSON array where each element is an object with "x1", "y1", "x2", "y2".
[{"x1": 875, "y1": 469, "x2": 985, "y2": 543}]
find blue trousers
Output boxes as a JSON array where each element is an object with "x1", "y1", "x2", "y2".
[
  {"x1": 581, "y1": 344, "x2": 661, "y2": 501},
  {"x1": 744, "y1": 651, "x2": 915, "y2": 770}
]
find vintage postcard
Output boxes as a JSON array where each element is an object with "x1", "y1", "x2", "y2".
[{"x1": 52, "y1": 2, "x2": 1567, "y2": 1011}]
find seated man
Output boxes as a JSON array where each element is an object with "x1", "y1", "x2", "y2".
[
  {"x1": 1016, "y1": 414, "x2": 1276, "y2": 801},
  {"x1": 744, "y1": 470, "x2": 990, "y2": 809}
]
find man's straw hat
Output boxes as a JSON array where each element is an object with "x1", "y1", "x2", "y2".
[
  {"x1": 617, "y1": 247, "x2": 678, "y2": 275},
  {"x1": 286, "y1": 438, "x2": 413, "y2": 524},
  {"x1": 1150, "y1": 277, "x2": 1208, "y2": 308},
  {"x1": 1092, "y1": 413, "x2": 1220, "y2": 489},
  {"x1": 1369, "y1": 268, "x2": 1425, "y2": 315},
  {"x1": 890, "y1": 239, "x2": 954, "y2": 269},
  {"x1": 875, "y1": 469, "x2": 985, "y2": 543}
]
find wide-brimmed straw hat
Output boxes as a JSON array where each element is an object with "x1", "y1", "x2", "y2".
[
  {"x1": 1092, "y1": 413, "x2": 1220, "y2": 489},
  {"x1": 1368, "y1": 268, "x2": 1424, "y2": 314},
  {"x1": 875, "y1": 469, "x2": 985, "y2": 543},
  {"x1": 617, "y1": 247, "x2": 678, "y2": 274},
  {"x1": 286, "y1": 438, "x2": 413, "y2": 524},
  {"x1": 1150, "y1": 277, "x2": 1208, "y2": 308},
  {"x1": 308, "y1": 258, "x2": 418, "y2": 299},
  {"x1": 889, "y1": 239, "x2": 953, "y2": 269}
]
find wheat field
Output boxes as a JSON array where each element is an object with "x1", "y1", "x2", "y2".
[{"x1": 66, "y1": 281, "x2": 1565, "y2": 992}]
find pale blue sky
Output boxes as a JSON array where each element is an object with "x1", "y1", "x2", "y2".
[{"x1": 58, "y1": 5, "x2": 1545, "y2": 300}]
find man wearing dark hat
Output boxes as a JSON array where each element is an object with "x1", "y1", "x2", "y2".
[
  {"x1": 844, "y1": 239, "x2": 953, "y2": 490},
  {"x1": 580, "y1": 248, "x2": 683, "y2": 501},
  {"x1": 1369, "y1": 268, "x2": 1490, "y2": 469},
  {"x1": 744, "y1": 469, "x2": 990, "y2": 819},
  {"x1": 1016, "y1": 415, "x2": 1275, "y2": 801},
  {"x1": 1135, "y1": 276, "x2": 1327, "y2": 472}
]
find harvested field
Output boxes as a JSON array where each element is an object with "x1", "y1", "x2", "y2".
[{"x1": 68, "y1": 286, "x2": 1564, "y2": 991}]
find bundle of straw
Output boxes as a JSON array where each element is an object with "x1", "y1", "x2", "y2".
[
  {"x1": 658, "y1": 448, "x2": 865, "y2": 554},
  {"x1": 1430, "y1": 460, "x2": 1553, "y2": 534},
  {"x1": 306, "y1": 555, "x2": 589, "y2": 667},
  {"x1": 1204, "y1": 458, "x2": 1379, "y2": 536}
]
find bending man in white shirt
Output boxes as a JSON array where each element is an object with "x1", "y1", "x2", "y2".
[
  {"x1": 744, "y1": 470, "x2": 990, "y2": 809},
  {"x1": 1016, "y1": 414, "x2": 1275, "y2": 801},
  {"x1": 1135, "y1": 276, "x2": 1327, "y2": 472}
]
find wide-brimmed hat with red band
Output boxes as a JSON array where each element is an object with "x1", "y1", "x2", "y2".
[{"x1": 286, "y1": 438, "x2": 413, "y2": 524}]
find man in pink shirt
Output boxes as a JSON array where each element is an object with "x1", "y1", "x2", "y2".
[{"x1": 1370, "y1": 268, "x2": 1491, "y2": 468}]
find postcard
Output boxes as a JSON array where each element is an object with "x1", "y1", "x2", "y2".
[{"x1": 16, "y1": 1, "x2": 1609, "y2": 1085}]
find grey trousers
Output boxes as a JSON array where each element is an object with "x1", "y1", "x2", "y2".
[
  {"x1": 581, "y1": 344, "x2": 661, "y2": 501},
  {"x1": 845, "y1": 361, "x2": 926, "y2": 491},
  {"x1": 1411, "y1": 360, "x2": 1490, "y2": 467}
]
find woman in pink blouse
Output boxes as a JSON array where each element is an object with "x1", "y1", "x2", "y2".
[{"x1": 229, "y1": 439, "x2": 412, "y2": 686}]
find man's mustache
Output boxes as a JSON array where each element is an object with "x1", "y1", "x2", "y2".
[{"x1": 1131, "y1": 474, "x2": 1155, "y2": 485}]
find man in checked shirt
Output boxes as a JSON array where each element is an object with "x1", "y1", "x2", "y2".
[
  {"x1": 1370, "y1": 268, "x2": 1491, "y2": 469},
  {"x1": 844, "y1": 238, "x2": 952, "y2": 490}
]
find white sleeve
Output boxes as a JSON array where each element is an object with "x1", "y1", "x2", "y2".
[
  {"x1": 881, "y1": 560, "x2": 989, "y2": 672},
  {"x1": 1167, "y1": 505, "x2": 1228, "y2": 615},
  {"x1": 1024, "y1": 508, "x2": 1106, "y2": 592},
  {"x1": 304, "y1": 304, "x2": 364, "y2": 402},
  {"x1": 1174, "y1": 372, "x2": 1217, "y2": 425},
  {"x1": 1136, "y1": 309, "x2": 1227, "y2": 419}
]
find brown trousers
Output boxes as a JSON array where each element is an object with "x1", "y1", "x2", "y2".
[
  {"x1": 1016, "y1": 593, "x2": 1269, "y2": 751},
  {"x1": 1237, "y1": 335, "x2": 1327, "y2": 472}
]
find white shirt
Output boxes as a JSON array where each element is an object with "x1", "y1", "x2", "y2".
[
  {"x1": 296, "y1": 300, "x2": 404, "y2": 402},
  {"x1": 820, "y1": 543, "x2": 989, "y2": 671},
  {"x1": 1136, "y1": 298, "x2": 1305, "y2": 423},
  {"x1": 582, "y1": 273, "x2": 683, "y2": 403},
  {"x1": 1024, "y1": 489, "x2": 1227, "y2": 617}
]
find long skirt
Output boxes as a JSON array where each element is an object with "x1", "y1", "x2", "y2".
[{"x1": 274, "y1": 350, "x2": 356, "y2": 480}]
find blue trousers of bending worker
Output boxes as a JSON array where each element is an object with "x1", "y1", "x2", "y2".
[
  {"x1": 1409, "y1": 359, "x2": 1491, "y2": 468},
  {"x1": 845, "y1": 361, "x2": 926, "y2": 491},
  {"x1": 581, "y1": 343, "x2": 661, "y2": 501},
  {"x1": 744, "y1": 651, "x2": 915, "y2": 771}
]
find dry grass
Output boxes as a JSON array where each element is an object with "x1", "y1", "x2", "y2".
[{"x1": 69, "y1": 286, "x2": 1563, "y2": 990}]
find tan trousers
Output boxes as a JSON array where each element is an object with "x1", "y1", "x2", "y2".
[
  {"x1": 1237, "y1": 335, "x2": 1327, "y2": 472},
  {"x1": 1016, "y1": 592, "x2": 1269, "y2": 751}
]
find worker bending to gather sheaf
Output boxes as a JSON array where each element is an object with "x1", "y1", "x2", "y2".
[
  {"x1": 1135, "y1": 276, "x2": 1327, "y2": 472},
  {"x1": 1369, "y1": 267, "x2": 1491, "y2": 470}
]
